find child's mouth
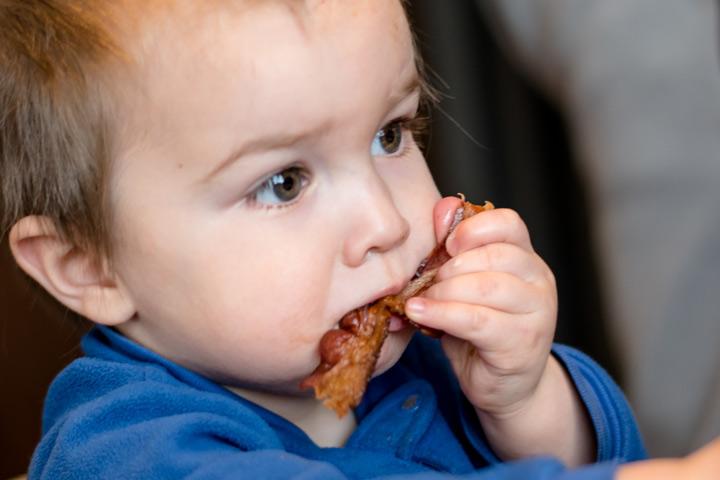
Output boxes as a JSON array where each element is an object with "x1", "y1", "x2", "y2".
[{"x1": 300, "y1": 199, "x2": 494, "y2": 417}]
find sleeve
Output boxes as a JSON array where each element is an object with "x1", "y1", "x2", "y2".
[
  {"x1": 456, "y1": 344, "x2": 647, "y2": 467},
  {"x1": 394, "y1": 337, "x2": 643, "y2": 479},
  {"x1": 551, "y1": 345, "x2": 647, "y2": 462}
]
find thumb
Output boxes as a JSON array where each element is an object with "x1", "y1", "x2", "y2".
[{"x1": 433, "y1": 196, "x2": 464, "y2": 243}]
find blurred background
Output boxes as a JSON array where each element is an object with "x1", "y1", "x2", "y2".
[{"x1": 1, "y1": 0, "x2": 719, "y2": 477}]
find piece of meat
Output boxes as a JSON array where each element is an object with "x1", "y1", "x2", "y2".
[{"x1": 300, "y1": 199, "x2": 494, "y2": 417}]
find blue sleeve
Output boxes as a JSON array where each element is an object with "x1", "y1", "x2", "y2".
[
  {"x1": 457, "y1": 344, "x2": 647, "y2": 466},
  {"x1": 552, "y1": 345, "x2": 647, "y2": 462}
]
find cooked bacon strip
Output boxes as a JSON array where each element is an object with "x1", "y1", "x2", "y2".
[{"x1": 300, "y1": 200, "x2": 494, "y2": 416}]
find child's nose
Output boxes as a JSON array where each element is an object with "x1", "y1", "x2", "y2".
[{"x1": 341, "y1": 177, "x2": 410, "y2": 267}]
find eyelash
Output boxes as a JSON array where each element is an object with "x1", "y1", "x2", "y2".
[
  {"x1": 245, "y1": 164, "x2": 310, "y2": 211},
  {"x1": 399, "y1": 114, "x2": 430, "y2": 146},
  {"x1": 245, "y1": 114, "x2": 428, "y2": 211}
]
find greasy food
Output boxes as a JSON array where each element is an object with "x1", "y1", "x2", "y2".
[{"x1": 300, "y1": 199, "x2": 494, "y2": 416}]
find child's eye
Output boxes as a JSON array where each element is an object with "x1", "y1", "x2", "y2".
[
  {"x1": 371, "y1": 120, "x2": 405, "y2": 157},
  {"x1": 249, "y1": 166, "x2": 309, "y2": 207}
]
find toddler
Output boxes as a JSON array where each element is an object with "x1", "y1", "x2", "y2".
[{"x1": 4, "y1": 1, "x2": 709, "y2": 478}]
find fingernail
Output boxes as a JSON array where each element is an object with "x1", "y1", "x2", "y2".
[
  {"x1": 442, "y1": 208, "x2": 455, "y2": 229},
  {"x1": 445, "y1": 231, "x2": 457, "y2": 254},
  {"x1": 405, "y1": 298, "x2": 426, "y2": 318}
]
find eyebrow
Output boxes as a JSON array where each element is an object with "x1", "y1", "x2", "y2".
[
  {"x1": 389, "y1": 72, "x2": 421, "y2": 105},
  {"x1": 201, "y1": 72, "x2": 422, "y2": 184},
  {"x1": 200, "y1": 127, "x2": 324, "y2": 184}
]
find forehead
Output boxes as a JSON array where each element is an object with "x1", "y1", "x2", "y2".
[{"x1": 116, "y1": 0, "x2": 416, "y2": 149}]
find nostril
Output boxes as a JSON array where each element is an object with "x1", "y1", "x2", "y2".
[
  {"x1": 372, "y1": 216, "x2": 410, "y2": 253},
  {"x1": 342, "y1": 214, "x2": 411, "y2": 267}
]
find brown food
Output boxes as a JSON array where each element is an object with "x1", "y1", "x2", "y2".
[{"x1": 300, "y1": 199, "x2": 494, "y2": 416}]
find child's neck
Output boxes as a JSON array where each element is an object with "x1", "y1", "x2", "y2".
[{"x1": 228, "y1": 386, "x2": 356, "y2": 448}]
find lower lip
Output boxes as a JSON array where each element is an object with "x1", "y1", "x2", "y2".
[{"x1": 388, "y1": 315, "x2": 409, "y2": 332}]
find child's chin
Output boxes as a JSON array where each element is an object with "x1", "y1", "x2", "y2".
[{"x1": 372, "y1": 329, "x2": 414, "y2": 377}]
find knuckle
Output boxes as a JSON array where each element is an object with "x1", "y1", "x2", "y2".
[
  {"x1": 493, "y1": 353, "x2": 523, "y2": 376},
  {"x1": 546, "y1": 292, "x2": 558, "y2": 315},
  {"x1": 497, "y1": 208, "x2": 524, "y2": 230},
  {"x1": 469, "y1": 306, "x2": 489, "y2": 332},
  {"x1": 514, "y1": 320, "x2": 536, "y2": 347},
  {"x1": 424, "y1": 284, "x2": 443, "y2": 302},
  {"x1": 473, "y1": 274, "x2": 500, "y2": 299},
  {"x1": 483, "y1": 244, "x2": 504, "y2": 268},
  {"x1": 532, "y1": 253, "x2": 556, "y2": 286},
  {"x1": 525, "y1": 324, "x2": 545, "y2": 352},
  {"x1": 539, "y1": 259, "x2": 556, "y2": 284}
]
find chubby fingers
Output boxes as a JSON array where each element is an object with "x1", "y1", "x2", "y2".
[
  {"x1": 436, "y1": 243, "x2": 552, "y2": 284},
  {"x1": 405, "y1": 298, "x2": 522, "y2": 353},
  {"x1": 420, "y1": 272, "x2": 543, "y2": 314},
  {"x1": 446, "y1": 208, "x2": 533, "y2": 256}
]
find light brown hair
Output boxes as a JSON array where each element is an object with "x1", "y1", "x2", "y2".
[
  {"x1": 0, "y1": 0, "x2": 437, "y2": 267},
  {"x1": 0, "y1": 0, "x2": 122, "y2": 262}
]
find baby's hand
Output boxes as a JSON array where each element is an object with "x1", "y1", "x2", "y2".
[
  {"x1": 406, "y1": 197, "x2": 595, "y2": 466},
  {"x1": 406, "y1": 197, "x2": 558, "y2": 417}
]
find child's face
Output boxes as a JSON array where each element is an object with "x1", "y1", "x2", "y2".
[{"x1": 109, "y1": 0, "x2": 440, "y2": 393}]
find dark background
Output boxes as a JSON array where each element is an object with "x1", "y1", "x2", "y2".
[{"x1": 0, "y1": 1, "x2": 619, "y2": 477}]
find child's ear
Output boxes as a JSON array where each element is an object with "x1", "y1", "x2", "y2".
[{"x1": 8, "y1": 215, "x2": 136, "y2": 326}]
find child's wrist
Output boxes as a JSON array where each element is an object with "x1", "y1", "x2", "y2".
[
  {"x1": 475, "y1": 356, "x2": 556, "y2": 429},
  {"x1": 473, "y1": 356, "x2": 595, "y2": 466}
]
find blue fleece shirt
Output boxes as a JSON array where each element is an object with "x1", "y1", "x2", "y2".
[{"x1": 29, "y1": 327, "x2": 646, "y2": 479}]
